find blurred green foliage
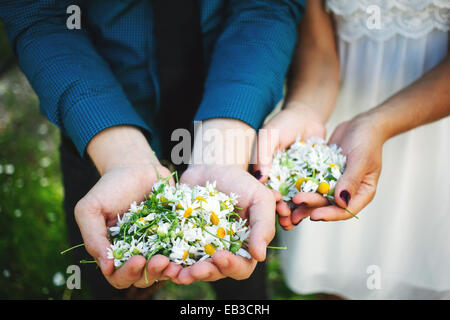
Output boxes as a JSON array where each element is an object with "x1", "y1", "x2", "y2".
[{"x1": 0, "y1": 25, "x2": 306, "y2": 300}]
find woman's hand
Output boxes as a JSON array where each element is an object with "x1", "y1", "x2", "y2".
[
  {"x1": 254, "y1": 102, "x2": 326, "y2": 182},
  {"x1": 290, "y1": 113, "x2": 386, "y2": 224},
  {"x1": 253, "y1": 102, "x2": 326, "y2": 230}
]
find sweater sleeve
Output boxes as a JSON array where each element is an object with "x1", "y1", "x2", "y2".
[
  {"x1": 0, "y1": 0, "x2": 151, "y2": 156},
  {"x1": 194, "y1": 0, "x2": 305, "y2": 129}
]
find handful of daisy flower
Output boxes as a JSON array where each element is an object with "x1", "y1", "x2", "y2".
[
  {"x1": 266, "y1": 137, "x2": 357, "y2": 218},
  {"x1": 106, "y1": 178, "x2": 252, "y2": 270}
]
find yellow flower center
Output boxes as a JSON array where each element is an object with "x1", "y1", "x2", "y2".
[
  {"x1": 217, "y1": 227, "x2": 225, "y2": 238},
  {"x1": 317, "y1": 182, "x2": 330, "y2": 194},
  {"x1": 210, "y1": 212, "x2": 219, "y2": 225},
  {"x1": 330, "y1": 163, "x2": 341, "y2": 170},
  {"x1": 295, "y1": 177, "x2": 307, "y2": 191},
  {"x1": 184, "y1": 207, "x2": 193, "y2": 218},
  {"x1": 204, "y1": 244, "x2": 215, "y2": 256},
  {"x1": 182, "y1": 250, "x2": 189, "y2": 261},
  {"x1": 195, "y1": 196, "x2": 207, "y2": 203}
]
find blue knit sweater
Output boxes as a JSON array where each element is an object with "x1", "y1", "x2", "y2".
[{"x1": 1, "y1": 0, "x2": 304, "y2": 156}]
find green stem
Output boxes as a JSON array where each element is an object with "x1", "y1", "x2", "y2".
[
  {"x1": 326, "y1": 195, "x2": 359, "y2": 219},
  {"x1": 267, "y1": 246, "x2": 287, "y2": 250},
  {"x1": 60, "y1": 243, "x2": 85, "y2": 255},
  {"x1": 79, "y1": 260, "x2": 97, "y2": 264}
]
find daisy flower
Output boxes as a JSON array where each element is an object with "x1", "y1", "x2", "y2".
[
  {"x1": 266, "y1": 138, "x2": 356, "y2": 219},
  {"x1": 105, "y1": 177, "x2": 252, "y2": 268}
]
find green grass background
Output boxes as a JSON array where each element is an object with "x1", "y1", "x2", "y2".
[{"x1": 0, "y1": 22, "x2": 311, "y2": 300}]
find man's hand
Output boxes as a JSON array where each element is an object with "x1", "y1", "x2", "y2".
[
  {"x1": 75, "y1": 126, "x2": 182, "y2": 289},
  {"x1": 175, "y1": 165, "x2": 276, "y2": 284},
  {"x1": 174, "y1": 118, "x2": 276, "y2": 284}
]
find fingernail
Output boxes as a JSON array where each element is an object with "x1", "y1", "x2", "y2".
[
  {"x1": 340, "y1": 190, "x2": 351, "y2": 206},
  {"x1": 293, "y1": 218, "x2": 303, "y2": 226},
  {"x1": 253, "y1": 170, "x2": 262, "y2": 180},
  {"x1": 310, "y1": 218, "x2": 325, "y2": 222}
]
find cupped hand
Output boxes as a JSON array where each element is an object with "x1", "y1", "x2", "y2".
[
  {"x1": 254, "y1": 103, "x2": 326, "y2": 182},
  {"x1": 290, "y1": 113, "x2": 384, "y2": 224},
  {"x1": 74, "y1": 164, "x2": 183, "y2": 289},
  {"x1": 253, "y1": 102, "x2": 326, "y2": 230},
  {"x1": 173, "y1": 165, "x2": 276, "y2": 285}
]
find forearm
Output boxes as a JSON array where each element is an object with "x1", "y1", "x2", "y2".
[
  {"x1": 284, "y1": 0, "x2": 340, "y2": 123},
  {"x1": 87, "y1": 126, "x2": 159, "y2": 176},
  {"x1": 194, "y1": 0, "x2": 303, "y2": 131},
  {"x1": 1, "y1": 1, "x2": 151, "y2": 156},
  {"x1": 366, "y1": 55, "x2": 450, "y2": 142},
  {"x1": 191, "y1": 119, "x2": 256, "y2": 170}
]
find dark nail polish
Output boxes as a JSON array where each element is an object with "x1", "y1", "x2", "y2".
[
  {"x1": 253, "y1": 170, "x2": 262, "y2": 180},
  {"x1": 340, "y1": 190, "x2": 351, "y2": 206}
]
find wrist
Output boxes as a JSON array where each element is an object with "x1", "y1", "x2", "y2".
[
  {"x1": 87, "y1": 125, "x2": 159, "y2": 175},
  {"x1": 190, "y1": 118, "x2": 255, "y2": 170},
  {"x1": 283, "y1": 101, "x2": 328, "y2": 124},
  {"x1": 352, "y1": 109, "x2": 390, "y2": 145}
]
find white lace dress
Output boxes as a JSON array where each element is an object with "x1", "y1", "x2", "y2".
[{"x1": 280, "y1": 0, "x2": 450, "y2": 299}]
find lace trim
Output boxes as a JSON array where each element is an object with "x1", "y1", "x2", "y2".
[
  {"x1": 327, "y1": 0, "x2": 450, "y2": 15},
  {"x1": 326, "y1": 0, "x2": 450, "y2": 42}
]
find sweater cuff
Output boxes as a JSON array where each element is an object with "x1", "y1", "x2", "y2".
[
  {"x1": 63, "y1": 93, "x2": 151, "y2": 156},
  {"x1": 194, "y1": 82, "x2": 273, "y2": 130}
]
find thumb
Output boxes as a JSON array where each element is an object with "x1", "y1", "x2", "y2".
[
  {"x1": 253, "y1": 126, "x2": 281, "y2": 183},
  {"x1": 247, "y1": 188, "x2": 276, "y2": 261},
  {"x1": 334, "y1": 153, "x2": 367, "y2": 209},
  {"x1": 74, "y1": 198, "x2": 115, "y2": 276}
]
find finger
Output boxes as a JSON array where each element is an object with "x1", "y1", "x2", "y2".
[
  {"x1": 74, "y1": 198, "x2": 115, "y2": 276},
  {"x1": 162, "y1": 262, "x2": 183, "y2": 279},
  {"x1": 174, "y1": 266, "x2": 197, "y2": 285},
  {"x1": 190, "y1": 260, "x2": 224, "y2": 282},
  {"x1": 212, "y1": 250, "x2": 257, "y2": 280},
  {"x1": 310, "y1": 180, "x2": 377, "y2": 221},
  {"x1": 276, "y1": 201, "x2": 291, "y2": 217},
  {"x1": 254, "y1": 126, "x2": 281, "y2": 182},
  {"x1": 278, "y1": 215, "x2": 293, "y2": 230},
  {"x1": 291, "y1": 206, "x2": 313, "y2": 225},
  {"x1": 292, "y1": 192, "x2": 329, "y2": 208},
  {"x1": 105, "y1": 255, "x2": 146, "y2": 289},
  {"x1": 133, "y1": 255, "x2": 170, "y2": 288},
  {"x1": 271, "y1": 189, "x2": 282, "y2": 202},
  {"x1": 247, "y1": 189, "x2": 276, "y2": 261},
  {"x1": 333, "y1": 154, "x2": 367, "y2": 209}
]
